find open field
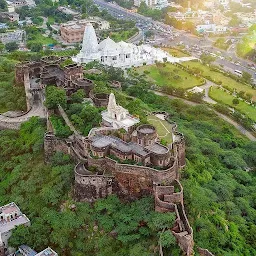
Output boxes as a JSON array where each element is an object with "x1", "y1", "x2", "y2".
[
  {"x1": 147, "y1": 114, "x2": 173, "y2": 143},
  {"x1": 209, "y1": 87, "x2": 256, "y2": 122},
  {"x1": 28, "y1": 33, "x2": 57, "y2": 46},
  {"x1": 135, "y1": 63, "x2": 204, "y2": 90},
  {"x1": 161, "y1": 47, "x2": 190, "y2": 57},
  {"x1": 182, "y1": 61, "x2": 256, "y2": 101}
]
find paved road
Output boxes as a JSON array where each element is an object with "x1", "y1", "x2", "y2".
[
  {"x1": 127, "y1": 28, "x2": 143, "y2": 43},
  {"x1": 153, "y1": 91, "x2": 256, "y2": 141},
  {"x1": 197, "y1": 81, "x2": 217, "y2": 104},
  {"x1": 0, "y1": 96, "x2": 45, "y2": 124},
  {"x1": 94, "y1": 0, "x2": 152, "y2": 22}
]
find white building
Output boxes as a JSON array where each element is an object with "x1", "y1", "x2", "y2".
[
  {"x1": 18, "y1": 245, "x2": 58, "y2": 256},
  {"x1": 0, "y1": 202, "x2": 30, "y2": 248},
  {"x1": 73, "y1": 23, "x2": 196, "y2": 68},
  {"x1": 101, "y1": 93, "x2": 139, "y2": 131},
  {"x1": 35, "y1": 247, "x2": 58, "y2": 256},
  {"x1": 196, "y1": 23, "x2": 227, "y2": 34},
  {"x1": 134, "y1": 0, "x2": 169, "y2": 9}
]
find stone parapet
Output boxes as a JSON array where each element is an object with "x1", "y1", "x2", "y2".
[
  {"x1": 74, "y1": 162, "x2": 114, "y2": 202},
  {"x1": 154, "y1": 181, "x2": 194, "y2": 256}
]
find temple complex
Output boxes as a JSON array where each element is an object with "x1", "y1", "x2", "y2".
[{"x1": 73, "y1": 23, "x2": 195, "y2": 68}]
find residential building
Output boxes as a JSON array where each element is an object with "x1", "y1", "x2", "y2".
[
  {"x1": 0, "y1": 30, "x2": 25, "y2": 44},
  {"x1": 0, "y1": 203, "x2": 30, "y2": 248},
  {"x1": 60, "y1": 18, "x2": 110, "y2": 43},
  {"x1": 17, "y1": 245, "x2": 58, "y2": 256},
  {"x1": 0, "y1": 12, "x2": 19, "y2": 22},
  {"x1": 196, "y1": 23, "x2": 227, "y2": 34},
  {"x1": 6, "y1": 0, "x2": 27, "y2": 8},
  {"x1": 35, "y1": 247, "x2": 57, "y2": 256}
]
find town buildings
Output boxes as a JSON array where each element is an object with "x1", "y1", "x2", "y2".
[
  {"x1": 196, "y1": 23, "x2": 227, "y2": 34},
  {"x1": 73, "y1": 23, "x2": 195, "y2": 68},
  {"x1": 6, "y1": 0, "x2": 35, "y2": 9},
  {"x1": 0, "y1": 12, "x2": 19, "y2": 22},
  {"x1": 134, "y1": 0, "x2": 169, "y2": 9},
  {"x1": 60, "y1": 18, "x2": 110, "y2": 43},
  {"x1": 0, "y1": 30, "x2": 25, "y2": 44},
  {"x1": 0, "y1": 202, "x2": 30, "y2": 251}
]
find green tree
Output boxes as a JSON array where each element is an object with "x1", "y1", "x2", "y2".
[
  {"x1": 5, "y1": 42, "x2": 19, "y2": 52},
  {"x1": 0, "y1": 42, "x2": 4, "y2": 52},
  {"x1": 70, "y1": 89, "x2": 85, "y2": 103},
  {"x1": 242, "y1": 71, "x2": 252, "y2": 83},
  {"x1": 232, "y1": 98, "x2": 239, "y2": 105},
  {"x1": 45, "y1": 86, "x2": 67, "y2": 109},
  {"x1": 28, "y1": 42, "x2": 43, "y2": 52}
]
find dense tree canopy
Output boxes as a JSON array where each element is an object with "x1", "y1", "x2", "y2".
[{"x1": 45, "y1": 86, "x2": 67, "y2": 109}]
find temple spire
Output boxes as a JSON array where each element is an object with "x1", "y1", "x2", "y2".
[
  {"x1": 108, "y1": 93, "x2": 117, "y2": 113},
  {"x1": 81, "y1": 23, "x2": 98, "y2": 54}
]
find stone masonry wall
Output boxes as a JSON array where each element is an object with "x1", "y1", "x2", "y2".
[
  {"x1": 75, "y1": 174, "x2": 113, "y2": 202},
  {"x1": 44, "y1": 133, "x2": 71, "y2": 163},
  {"x1": 86, "y1": 156, "x2": 179, "y2": 199}
]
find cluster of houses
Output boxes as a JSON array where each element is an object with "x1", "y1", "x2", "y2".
[
  {"x1": 0, "y1": 203, "x2": 57, "y2": 256},
  {"x1": 168, "y1": 0, "x2": 255, "y2": 35}
]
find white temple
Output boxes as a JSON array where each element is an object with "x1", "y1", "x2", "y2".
[
  {"x1": 101, "y1": 93, "x2": 139, "y2": 130},
  {"x1": 73, "y1": 23, "x2": 195, "y2": 68}
]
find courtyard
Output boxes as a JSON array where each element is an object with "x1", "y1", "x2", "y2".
[{"x1": 147, "y1": 114, "x2": 173, "y2": 143}]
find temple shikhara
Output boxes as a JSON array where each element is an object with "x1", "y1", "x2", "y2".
[
  {"x1": 101, "y1": 93, "x2": 140, "y2": 130},
  {"x1": 73, "y1": 23, "x2": 194, "y2": 68}
]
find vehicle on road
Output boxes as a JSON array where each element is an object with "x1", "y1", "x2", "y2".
[{"x1": 234, "y1": 70, "x2": 243, "y2": 77}]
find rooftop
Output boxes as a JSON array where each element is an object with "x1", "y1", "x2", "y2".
[
  {"x1": 91, "y1": 135, "x2": 149, "y2": 157},
  {"x1": 18, "y1": 245, "x2": 37, "y2": 256},
  {"x1": 0, "y1": 202, "x2": 30, "y2": 234},
  {"x1": 146, "y1": 143, "x2": 169, "y2": 155},
  {"x1": 35, "y1": 247, "x2": 58, "y2": 256}
]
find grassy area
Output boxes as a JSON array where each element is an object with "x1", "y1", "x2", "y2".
[
  {"x1": 213, "y1": 38, "x2": 230, "y2": 50},
  {"x1": 27, "y1": 33, "x2": 57, "y2": 46},
  {"x1": 147, "y1": 114, "x2": 173, "y2": 143},
  {"x1": 110, "y1": 29, "x2": 138, "y2": 42},
  {"x1": 161, "y1": 47, "x2": 190, "y2": 57},
  {"x1": 183, "y1": 61, "x2": 256, "y2": 100},
  {"x1": 48, "y1": 16, "x2": 55, "y2": 25},
  {"x1": 135, "y1": 63, "x2": 204, "y2": 89},
  {"x1": 209, "y1": 87, "x2": 256, "y2": 122}
]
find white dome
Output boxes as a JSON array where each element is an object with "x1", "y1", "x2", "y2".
[
  {"x1": 117, "y1": 41, "x2": 133, "y2": 53},
  {"x1": 98, "y1": 37, "x2": 121, "y2": 56}
]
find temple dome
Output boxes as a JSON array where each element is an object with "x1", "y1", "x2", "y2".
[
  {"x1": 98, "y1": 37, "x2": 121, "y2": 56},
  {"x1": 117, "y1": 41, "x2": 133, "y2": 53}
]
